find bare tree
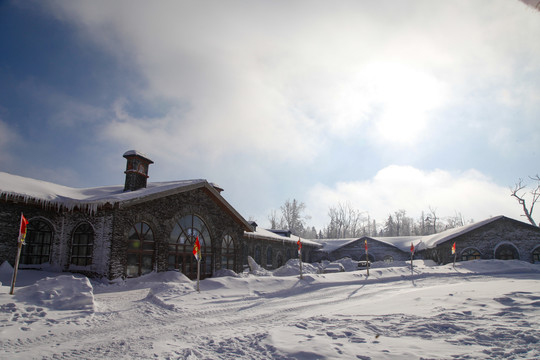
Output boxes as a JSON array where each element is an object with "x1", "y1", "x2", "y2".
[
  {"x1": 280, "y1": 199, "x2": 307, "y2": 235},
  {"x1": 267, "y1": 209, "x2": 282, "y2": 229},
  {"x1": 511, "y1": 175, "x2": 540, "y2": 227},
  {"x1": 394, "y1": 209, "x2": 407, "y2": 236},
  {"x1": 445, "y1": 211, "x2": 465, "y2": 229},
  {"x1": 326, "y1": 202, "x2": 366, "y2": 238},
  {"x1": 424, "y1": 206, "x2": 439, "y2": 234}
]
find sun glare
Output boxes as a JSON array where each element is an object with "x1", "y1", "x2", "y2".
[{"x1": 366, "y1": 62, "x2": 445, "y2": 144}]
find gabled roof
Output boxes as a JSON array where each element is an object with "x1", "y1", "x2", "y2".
[
  {"x1": 244, "y1": 227, "x2": 321, "y2": 248},
  {"x1": 317, "y1": 216, "x2": 531, "y2": 253},
  {"x1": 0, "y1": 171, "x2": 252, "y2": 231}
]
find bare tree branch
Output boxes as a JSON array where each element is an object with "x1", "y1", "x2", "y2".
[{"x1": 511, "y1": 176, "x2": 538, "y2": 227}]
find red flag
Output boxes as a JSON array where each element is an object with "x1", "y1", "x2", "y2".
[
  {"x1": 297, "y1": 238, "x2": 302, "y2": 256},
  {"x1": 19, "y1": 214, "x2": 29, "y2": 244},
  {"x1": 192, "y1": 236, "x2": 201, "y2": 261},
  {"x1": 365, "y1": 239, "x2": 368, "y2": 251},
  {"x1": 452, "y1": 242, "x2": 456, "y2": 255},
  {"x1": 410, "y1": 242, "x2": 415, "y2": 253}
]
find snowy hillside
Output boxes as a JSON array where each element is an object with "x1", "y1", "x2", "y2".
[{"x1": 1, "y1": 260, "x2": 539, "y2": 359}]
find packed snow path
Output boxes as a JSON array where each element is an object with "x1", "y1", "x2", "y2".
[{"x1": 1, "y1": 260, "x2": 539, "y2": 359}]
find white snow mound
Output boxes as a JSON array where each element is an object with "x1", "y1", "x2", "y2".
[
  {"x1": 0, "y1": 261, "x2": 14, "y2": 286},
  {"x1": 15, "y1": 275, "x2": 95, "y2": 311},
  {"x1": 273, "y1": 259, "x2": 319, "y2": 276},
  {"x1": 131, "y1": 270, "x2": 192, "y2": 284}
]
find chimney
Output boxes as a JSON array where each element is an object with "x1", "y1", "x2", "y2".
[{"x1": 123, "y1": 150, "x2": 153, "y2": 192}]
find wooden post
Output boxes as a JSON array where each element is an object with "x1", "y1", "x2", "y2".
[
  {"x1": 452, "y1": 242, "x2": 457, "y2": 269},
  {"x1": 365, "y1": 239, "x2": 369, "y2": 277},
  {"x1": 297, "y1": 237, "x2": 303, "y2": 280},
  {"x1": 9, "y1": 241, "x2": 23, "y2": 295},
  {"x1": 196, "y1": 258, "x2": 201, "y2": 293},
  {"x1": 410, "y1": 242, "x2": 414, "y2": 275},
  {"x1": 299, "y1": 250, "x2": 303, "y2": 280}
]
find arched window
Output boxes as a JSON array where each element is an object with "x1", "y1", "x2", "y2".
[
  {"x1": 266, "y1": 246, "x2": 273, "y2": 269},
  {"x1": 276, "y1": 252, "x2": 283, "y2": 268},
  {"x1": 254, "y1": 245, "x2": 261, "y2": 264},
  {"x1": 21, "y1": 220, "x2": 52, "y2": 265},
  {"x1": 221, "y1": 234, "x2": 236, "y2": 271},
  {"x1": 383, "y1": 255, "x2": 394, "y2": 263},
  {"x1": 169, "y1": 215, "x2": 212, "y2": 279},
  {"x1": 461, "y1": 248, "x2": 481, "y2": 261},
  {"x1": 127, "y1": 222, "x2": 154, "y2": 277},
  {"x1": 71, "y1": 223, "x2": 94, "y2": 266},
  {"x1": 532, "y1": 247, "x2": 540, "y2": 264},
  {"x1": 242, "y1": 246, "x2": 248, "y2": 267},
  {"x1": 495, "y1": 244, "x2": 519, "y2": 260}
]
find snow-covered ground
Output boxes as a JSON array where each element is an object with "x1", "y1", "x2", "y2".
[{"x1": 1, "y1": 259, "x2": 539, "y2": 359}]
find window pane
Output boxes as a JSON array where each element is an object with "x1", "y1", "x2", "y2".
[
  {"x1": 142, "y1": 241, "x2": 154, "y2": 251},
  {"x1": 128, "y1": 229, "x2": 138, "y2": 240},
  {"x1": 129, "y1": 239, "x2": 141, "y2": 250},
  {"x1": 170, "y1": 225, "x2": 181, "y2": 243},
  {"x1": 141, "y1": 255, "x2": 153, "y2": 275}
]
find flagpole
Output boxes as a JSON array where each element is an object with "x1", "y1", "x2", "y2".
[
  {"x1": 298, "y1": 237, "x2": 303, "y2": 280},
  {"x1": 452, "y1": 243, "x2": 457, "y2": 269},
  {"x1": 410, "y1": 243, "x2": 414, "y2": 275},
  {"x1": 10, "y1": 213, "x2": 27, "y2": 295},
  {"x1": 365, "y1": 239, "x2": 369, "y2": 277},
  {"x1": 193, "y1": 236, "x2": 201, "y2": 293},
  {"x1": 9, "y1": 241, "x2": 23, "y2": 295},
  {"x1": 196, "y1": 258, "x2": 200, "y2": 293}
]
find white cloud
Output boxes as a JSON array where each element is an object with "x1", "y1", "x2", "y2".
[
  {"x1": 306, "y1": 165, "x2": 524, "y2": 229},
  {"x1": 46, "y1": 0, "x2": 497, "y2": 163},
  {"x1": 33, "y1": 0, "x2": 540, "y2": 223}
]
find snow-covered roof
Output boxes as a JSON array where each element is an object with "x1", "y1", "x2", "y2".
[
  {"x1": 0, "y1": 171, "x2": 207, "y2": 211},
  {"x1": 0, "y1": 172, "x2": 252, "y2": 231},
  {"x1": 317, "y1": 216, "x2": 510, "y2": 253},
  {"x1": 244, "y1": 227, "x2": 321, "y2": 248},
  {"x1": 123, "y1": 150, "x2": 153, "y2": 163},
  {"x1": 315, "y1": 238, "x2": 360, "y2": 253}
]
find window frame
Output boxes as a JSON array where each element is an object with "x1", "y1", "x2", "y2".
[
  {"x1": 126, "y1": 222, "x2": 155, "y2": 277},
  {"x1": 168, "y1": 214, "x2": 213, "y2": 279},
  {"x1": 21, "y1": 219, "x2": 53, "y2": 265},
  {"x1": 71, "y1": 222, "x2": 94, "y2": 266},
  {"x1": 460, "y1": 247, "x2": 481, "y2": 261}
]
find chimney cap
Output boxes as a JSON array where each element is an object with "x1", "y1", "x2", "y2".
[{"x1": 123, "y1": 150, "x2": 154, "y2": 164}]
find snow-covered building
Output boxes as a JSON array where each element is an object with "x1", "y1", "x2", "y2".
[
  {"x1": 0, "y1": 151, "x2": 319, "y2": 280},
  {"x1": 314, "y1": 216, "x2": 540, "y2": 265},
  {"x1": 242, "y1": 222, "x2": 321, "y2": 270}
]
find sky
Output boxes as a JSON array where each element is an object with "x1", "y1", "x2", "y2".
[{"x1": 1, "y1": 0, "x2": 539, "y2": 231}]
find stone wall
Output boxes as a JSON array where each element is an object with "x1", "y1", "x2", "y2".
[
  {"x1": 313, "y1": 238, "x2": 412, "y2": 263},
  {"x1": 0, "y1": 199, "x2": 113, "y2": 278},
  {"x1": 423, "y1": 217, "x2": 540, "y2": 264},
  {"x1": 108, "y1": 188, "x2": 246, "y2": 279},
  {"x1": 241, "y1": 236, "x2": 315, "y2": 270}
]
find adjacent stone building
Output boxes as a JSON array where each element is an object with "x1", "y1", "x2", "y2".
[
  {"x1": 0, "y1": 151, "x2": 319, "y2": 280},
  {"x1": 315, "y1": 216, "x2": 540, "y2": 265},
  {"x1": 242, "y1": 223, "x2": 321, "y2": 270}
]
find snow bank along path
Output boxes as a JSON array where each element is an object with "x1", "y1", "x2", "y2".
[{"x1": 0, "y1": 259, "x2": 539, "y2": 359}]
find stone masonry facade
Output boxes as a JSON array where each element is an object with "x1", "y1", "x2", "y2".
[{"x1": 422, "y1": 217, "x2": 540, "y2": 264}]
